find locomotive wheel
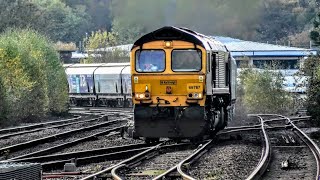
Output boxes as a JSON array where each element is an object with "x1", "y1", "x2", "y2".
[{"x1": 216, "y1": 107, "x2": 226, "y2": 131}]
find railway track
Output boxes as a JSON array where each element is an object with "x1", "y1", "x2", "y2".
[
  {"x1": 9, "y1": 142, "x2": 153, "y2": 170},
  {"x1": 249, "y1": 114, "x2": 320, "y2": 180},
  {"x1": 0, "y1": 115, "x2": 82, "y2": 136},
  {"x1": 74, "y1": 125, "x2": 264, "y2": 180},
  {"x1": 1, "y1": 107, "x2": 317, "y2": 180},
  {"x1": 0, "y1": 114, "x2": 129, "y2": 160}
]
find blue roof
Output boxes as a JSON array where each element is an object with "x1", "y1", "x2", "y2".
[
  {"x1": 213, "y1": 36, "x2": 317, "y2": 57},
  {"x1": 99, "y1": 36, "x2": 317, "y2": 58}
]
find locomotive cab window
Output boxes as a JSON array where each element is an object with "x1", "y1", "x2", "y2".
[
  {"x1": 172, "y1": 49, "x2": 202, "y2": 72},
  {"x1": 135, "y1": 50, "x2": 165, "y2": 72}
]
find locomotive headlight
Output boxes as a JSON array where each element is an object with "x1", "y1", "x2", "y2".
[
  {"x1": 135, "y1": 92, "x2": 151, "y2": 100},
  {"x1": 135, "y1": 84, "x2": 151, "y2": 100},
  {"x1": 187, "y1": 93, "x2": 203, "y2": 100},
  {"x1": 164, "y1": 41, "x2": 173, "y2": 48},
  {"x1": 193, "y1": 93, "x2": 202, "y2": 99}
]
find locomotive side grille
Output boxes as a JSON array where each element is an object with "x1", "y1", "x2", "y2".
[{"x1": 216, "y1": 53, "x2": 226, "y2": 88}]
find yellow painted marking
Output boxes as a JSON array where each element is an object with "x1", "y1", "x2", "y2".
[{"x1": 135, "y1": 84, "x2": 151, "y2": 92}]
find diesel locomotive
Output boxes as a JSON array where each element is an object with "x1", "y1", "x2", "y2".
[{"x1": 130, "y1": 26, "x2": 237, "y2": 141}]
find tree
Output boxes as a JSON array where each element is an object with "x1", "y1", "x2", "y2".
[
  {"x1": 0, "y1": 0, "x2": 42, "y2": 33},
  {"x1": 111, "y1": 20, "x2": 144, "y2": 45},
  {"x1": 0, "y1": 77, "x2": 8, "y2": 127},
  {"x1": 0, "y1": 28, "x2": 69, "y2": 123},
  {"x1": 256, "y1": 0, "x2": 297, "y2": 42},
  {"x1": 311, "y1": 13, "x2": 320, "y2": 46},
  {"x1": 33, "y1": 0, "x2": 92, "y2": 42},
  {"x1": 238, "y1": 67, "x2": 292, "y2": 114},
  {"x1": 0, "y1": 0, "x2": 92, "y2": 43},
  {"x1": 257, "y1": 0, "x2": 316, "y2": 43},
  {"x1": 64, "y1": 0, "x2": 113, "y2": 31},
  {"x1": 303, "y1": 56, "x2": 320, "y2": 122},
  {"x1": 85, "y1": 30, "x2": 129, "y2": 63}
]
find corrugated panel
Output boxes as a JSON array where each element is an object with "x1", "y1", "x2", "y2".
[
  {"x1": 216, "y1": 53, "x2": 226, "y2": 88},
  {"x1": 226, "y1": 41, "x2": 308, "y2": 51},
  {"x1": 213, "y1": 36, "x2": 316, "y2": 56},
  {"x1": 0, "y1": 162, "x2": 42, "y2": 180}
]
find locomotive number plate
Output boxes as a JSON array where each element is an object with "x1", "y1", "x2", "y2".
[
  {"x1": 187, "y1": 83, "x2": 203, "y2": 92},
  {"x1": 160, "y1": 80, "x2": 177, "y2": 85}
]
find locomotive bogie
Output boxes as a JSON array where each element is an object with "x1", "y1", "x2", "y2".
[{"x1": 134, "y1": 105, "x2": 206, "y2": 138}]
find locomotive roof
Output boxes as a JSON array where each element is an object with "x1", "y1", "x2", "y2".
[{"x1": 133, "y1": 26, "x2": 227, "y2": 52}]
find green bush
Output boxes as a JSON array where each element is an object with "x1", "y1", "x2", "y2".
[
  {"x1": 238, "y1": 68, "x2": 292, "y2": 114},
  {"x1": 304, "y1": 56, "x2": 320, "y2": 122},
  {"x1": 0, "y1": 77, "x2": 8, "y2": 126},
  {"x1": 0, "y1": 28, "x2": 68, "y2": 124}
]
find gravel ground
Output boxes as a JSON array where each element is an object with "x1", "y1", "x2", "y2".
[
  {"x1": 8, "y1": 107, "x2": 319, "y2": 180},
  {"x1": 1, "y1": 114, "x2": 76, "y2": 130},
  {"x1": 262, "y1": 147, "x2": 316, "y2": 180},
  {"x1": 262, "y1": 128, "x2": 317, "y2": 180},
  {"x1": 228, "y1": 113, "x2": 260, "y2": 127},
  {"x1": 125, "y1": 148, "x2": 195, "y2": 179},
  {"x1": 0, "y1": 117, "x2": 106, "y2": 147},
  {"x1": 75, "y1": 160, "x2": 122, "y2": 179},
  {"x1": 54, "y1": 133, "x2": 144, "y2": 154},
  {"x1": 188, "y1": 140, "x2": 261, "y2": 180}
]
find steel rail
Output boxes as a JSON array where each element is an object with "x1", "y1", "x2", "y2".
[
  {"x1": 152, "y1": 165, "x2": 178, "y2": 180},
  {"x1": 0, "y1": 115, "x2": 81, "y2": 134},
  {"x1": 0, "y1": 115, "x2": 107, "y2": 140},
  {"x1": 41, "y1": 148, "x2": 150, "y2": 171},
  {"x1": 111, "y1": 164, "x2": 126, "y2": 180},
  {"x1": 176, "y1": 140, "x2": 213, "y2": 180},
  {"x1": 82, "y1": 142, "x2": 194, "y2": 180},
  {"x1": 0, "y1": 117, "x2": 121, "y2": 155},
  {"x1": 109, "y1": 142, "x2": 194, "y2": 180},
  {"x1": 245, "y1": 115, "x2": 271, "y2": 180},
  {"x1": 249, "y1": 114, "x2": 318, "y2": 180},
  {"x1": 8, "y1": 140, "x2": 149, "y2": 163},
  {"x1": 7, "y1": 128, "x2": 123, "y2": 161},
  {"x1": 154, "y1": 126, "x2": 267, "y2": 180},
  {"x1": 80, "y1": 142, "x2": 165, "y2": 180},
  {"x1": 279, "y1": 114, "x2": 320, "y2": 180}
]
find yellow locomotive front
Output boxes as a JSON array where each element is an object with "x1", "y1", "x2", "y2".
[
  {"x1": 130, "y1": 26, "x2": 236, "y2": 142},
  {"x1": 131, "y1": 30, "x2": 208, "y2": 140}
]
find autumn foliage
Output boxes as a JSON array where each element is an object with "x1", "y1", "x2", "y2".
[
  {"x1": 0, "y1": 29, "x2": 69, "y2": 127},
  {"x1": 238, "y1": 67, "x2": 293, "y2": 114}
]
